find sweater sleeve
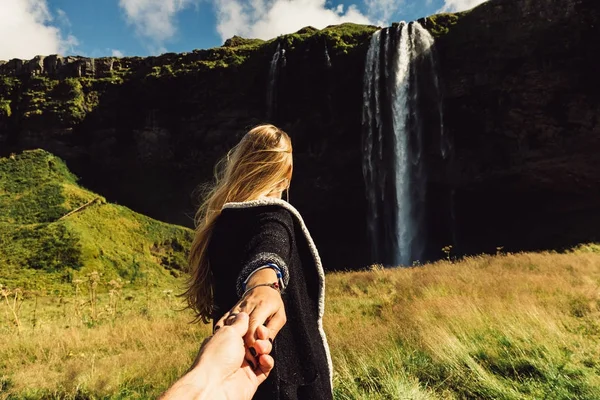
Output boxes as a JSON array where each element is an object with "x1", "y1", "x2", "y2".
[{"x1": 235, "y1": 207, "x2": 293, "y2": 297}]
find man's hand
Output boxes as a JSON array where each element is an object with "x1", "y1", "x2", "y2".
[{"x1": 160, "y1": 313, "x2": 274, "y2": 400}]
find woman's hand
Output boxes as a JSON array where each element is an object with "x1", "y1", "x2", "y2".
[
  {"x1": 160, "y1": 313, "x2": 274, "y2": 400},
  {"x1": 215, "y1": 269, "x2": 287, "y2": 365}
]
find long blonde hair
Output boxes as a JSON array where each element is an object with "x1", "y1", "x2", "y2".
[{"x1": 185, "y1": 124, "x2": 293, "y2": 323}]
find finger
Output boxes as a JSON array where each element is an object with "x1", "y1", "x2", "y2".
[
  {"x1": 245, "y1": 346, "x2": 258, "y2": 370},
  {"x1": 264, "y1": 308, "x2": 287, "y2": 339},
  {"x1": 226, "y1": 312, "x2": 250, "y2": 337},
  {"x1": 223, "y1": 313, "x2": 257, "y2": 369},
  {"x1": 245, "y1": 305, "x2": 282, "y2": 345},
  {"x1": 256, "y1": 324, "x2": 270, "y2": 341},
  {"x1": 189, "y1": 336, "x2": 212, "y2": 370},
  {"x1": 255, "y1": 354, "x2": 275, "y2": 384},
  {"x1": 214, "y1": 296, "x2": 248, "y2": 331},
  {"x1": 214, "y1": 311, "x2": 230, "y2": 332},
  {"x1": 249, "y1": 325, "x2": 271, "y2": 357},
  {"x1": 224, "y1": 312, "x2": 239, "y2": 326},
  {"x1": 236, "y1": 299, "x2": 256, "y2": 316},
  {"x1": 252, "y1": 337, "x2": 272, "y2": 356},
  {"x1": 199, "y1": 336, "x2": 211, "y2": 351}
]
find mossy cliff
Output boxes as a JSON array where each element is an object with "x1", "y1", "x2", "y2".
[
  {"x1": 0, "y1": 24, "x2": 379, "y2": 269},
  {"x1": 1, "y1": 0, "x2": 599, "y2": 269}
]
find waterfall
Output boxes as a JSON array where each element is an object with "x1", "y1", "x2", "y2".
[
  {"x1": 362, "y1": 21, "x2": 443, "y2": 266},
  {"x1": 324, "y1": 44, "x2": 332, "y2": 68},
  {"x1": 363, "y1": 30, "x2": 382, "y2": 263},
  {"x1": 266, "y1": 44, "x2": 286, "y2": 120},
  {"x1": 415, "y1": 27, "x2": 449, "y2": 159}
]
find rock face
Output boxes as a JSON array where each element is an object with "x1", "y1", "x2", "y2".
[
  {"x1": 430, "y1": 0, "x2": 600, "y2": 256},
  {"x1": 1, "y1": 0, "x2": 599, "y2": 269}
]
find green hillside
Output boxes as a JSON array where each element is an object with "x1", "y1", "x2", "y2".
[{"x1": 0, "y1": 150, "x2": 193, "y2": 291}]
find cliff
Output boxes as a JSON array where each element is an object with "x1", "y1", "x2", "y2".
[
  {"x1": 428, "y1": 0, "x2": 600, "y2": 255},
  {"x1": 1, "y1": 0, "x2": 598, "y2": 269}
]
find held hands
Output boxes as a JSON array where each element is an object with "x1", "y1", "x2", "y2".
[
  {"x1": 214, "y1": 268, "x2": 287, "y2": 369},
  {"x1": 161, "y1": 312, "x2": 274, "y2": 400},
  {"x1": 161, "y1": 268, "x2": 287, "y2": 400}
]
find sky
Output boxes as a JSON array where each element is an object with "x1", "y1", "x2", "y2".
[{"x1": 0, "y1": 0, "x2": 488, "y2": 60}]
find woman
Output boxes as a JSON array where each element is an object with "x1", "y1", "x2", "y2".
[{"x1": 185, "y1": 124, "x2": 333, "y2": 399}]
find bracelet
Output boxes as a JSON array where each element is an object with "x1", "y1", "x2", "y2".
[
  {"x1": 243, "y1": 263, "x2": 285, "y2": 292},
  {"x1": 241, "y1": 282, "x2": 280, "y2": 299}
]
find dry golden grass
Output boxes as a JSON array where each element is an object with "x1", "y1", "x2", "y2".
[
  {"x1": 2, "y1": 249, "x2": 600, "y2": 399},
  {"x1": 326, "y1": 250, "x2": 600, "y2": 399},
  {"x1": 0, "y1": 288, "x2": 209, "y2": 399}
]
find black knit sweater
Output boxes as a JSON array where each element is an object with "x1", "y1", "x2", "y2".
[{"x1": 209, "y1": 198, "x2": 333, "y2": 400}]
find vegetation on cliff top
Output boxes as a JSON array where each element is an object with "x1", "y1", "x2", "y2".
[
  {"x1": 0, "y1": 18, "x2": 464, "y2": 127},
  {"x1": 0, "y1": 150, "x2": 193, "y2": 291},
  {"x1": 420, "y1": 11, "x2": 469, "y2": 39},
  {"x1": 276, "y1": 23, "x2": 378, "y2": 54},
  {"x1": 0, "y1": 23, "x2": 382, "y2": 126}
]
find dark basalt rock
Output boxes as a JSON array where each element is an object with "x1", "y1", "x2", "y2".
[
  {"x1": 0, "y1": 0, "x2": 598, "y2": 269},
  {"x1": 434, "y1": 0, "x2": 600, "y2": 256}
]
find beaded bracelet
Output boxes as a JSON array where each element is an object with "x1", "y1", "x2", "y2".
[{"x1": 241, "y1": 282, "x2": 280, "y2": 299}]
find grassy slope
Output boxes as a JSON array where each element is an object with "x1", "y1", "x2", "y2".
[
  {"x1": 0, "y1": 150, "x2": 193, "y2": 291},
  {"x1": 1, "y1": 248, "x2": 599, "y2": 399}
]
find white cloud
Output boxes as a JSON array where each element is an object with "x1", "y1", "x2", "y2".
[
  {"x1": 213, "y1": 0, "x2": 377, "y2": 42},
  {"x1": 364, "y1": 0, "x2": 400, "y2": 26},
  {"x1": 111, "y1": 49, "x2": 125, "y2": 57},
  {"x1": 0, "y1": 0, "x2": 78, "y2": 60},
  {"x1": 439, "y1": 0, "x2": 488, "y2": 13},
  {"x1": 119, "y1": 0, "x2": 199, "y2": 52},
  {"x1": 56, "y1": 8, "x2": 71, "y2": 27}
]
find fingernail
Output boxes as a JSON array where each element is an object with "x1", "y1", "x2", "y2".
[
  {"x1": 249, "y1": 347, "x2": 257, "y2": 357},
  {"x1": 247, "y1": 359, "x2": 256, "y2": 370}
]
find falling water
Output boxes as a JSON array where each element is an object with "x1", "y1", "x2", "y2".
[
  {"x1": 391, "y1": 22, "x2": 412, "y2": 266},
  {"x1": 324, "y1": 44, "x2": 332, "y2": 68},
  {"x1": 362, "y1": 30, "x2": 383, "y2": 263},
  {"x1": 415, "y1": 27, "x2": 449, "y2": 159},
  {"x1": 362, "y1": 21, "x2": 443, "y2": 266},
  {"x1": 266, "y1": 44, "x2": 286, "y2": 120}
]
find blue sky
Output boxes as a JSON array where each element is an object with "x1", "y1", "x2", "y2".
[{"x1": 0, "y1": 0, "x2": 487, "y2": 60}]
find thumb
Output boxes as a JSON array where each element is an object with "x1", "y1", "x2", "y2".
[{"x1": 227, "y1": 312, "x2": 250, "y2": 337}]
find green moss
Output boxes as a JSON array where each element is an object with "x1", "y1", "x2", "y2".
[
  {"x1": 0, "y1": 77, "x2": 19, "y2": 97},
  {"x1": 319, "y1": 23, "x2": 379, "y2": 54},
  {"x1": 21, "y1": 77, "x2": 102, "y2": 125},
  {"x1": 62, "y1": 78, "x2": 87, "y2": 123},
  {"x1": 223, "y1": 36, "x2": 265, "y2": 48},
  {"x1": 0, "y1": 99, "x2": 10, "y2": 117},
  {"x1": 422, "y1": 12, "x2": 467, "y2": 39}
]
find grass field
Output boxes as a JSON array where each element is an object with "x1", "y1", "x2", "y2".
[
  {"x1": 2, "y1": 150, "x2": 599, "y2": 399},
  {"x1": 2, "y1": 246, "x2": 599, "y2": 399}
]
